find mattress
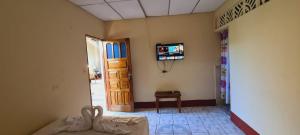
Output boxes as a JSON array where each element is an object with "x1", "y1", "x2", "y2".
[{"x1": 33, "y1": 116, "x2": 149, "y2": 135}]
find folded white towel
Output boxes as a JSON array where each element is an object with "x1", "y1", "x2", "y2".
[
  {"x1": 92, "y1": 106, "x2": 131, "y2": 135},
  {"x1": 60, "y1": 106, "x2": 94, "y2": 132},
  {"x1": 44, "y1": 105, "x2": 144, "y2": 134}
]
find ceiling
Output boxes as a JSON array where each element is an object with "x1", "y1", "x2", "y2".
[{"x1": 69, "y1": 0, "x2": 225, "y2": 21}]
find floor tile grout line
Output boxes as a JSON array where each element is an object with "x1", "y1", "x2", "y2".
[{"x1": 121, "y1": 107, "x2": 244, "y2": 135}]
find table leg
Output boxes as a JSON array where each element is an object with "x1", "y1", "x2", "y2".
[
  {"x1": 177, "y1": 97, "x2": 181, "y2": 113},
  {"x1": 156, "y1": 97, "x2": 159, "y2": 113}
]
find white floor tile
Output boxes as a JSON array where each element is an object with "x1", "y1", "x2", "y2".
[{"x1": 104, "y1": 107, "x2": 245, "y2": 135}]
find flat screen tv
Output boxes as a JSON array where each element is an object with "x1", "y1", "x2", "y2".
[{"x1": 156, "y1": 43, "x2": 184, "y2": 61}]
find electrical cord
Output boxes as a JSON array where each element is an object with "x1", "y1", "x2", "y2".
[{"x1": 157, "y1": 60, "x2": 175, "y2": 73}]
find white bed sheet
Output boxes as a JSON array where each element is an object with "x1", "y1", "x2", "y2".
[{"x1": 33, "y1": 116, "x2": 149, "y2": 135}]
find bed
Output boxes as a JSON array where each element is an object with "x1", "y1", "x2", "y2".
[{"x1": 33, "y1": 116, "x2": 149, "y2": 135}]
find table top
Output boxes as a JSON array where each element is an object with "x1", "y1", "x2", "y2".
[{"x1": 155, "y1": 90, "x2": 181, "y2": 97}]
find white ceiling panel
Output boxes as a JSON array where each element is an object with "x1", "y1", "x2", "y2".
[
  {"x1": 81, "y1": 4, "x2": 122, "y2": 21},
  {"x1": 109, "y1": 0, "x2": 145, "y2": 19},
  {"x1": 193, "y1": 0, "x2": 225, "y2": 13},
  {"x1": 69, "y1": 0, "x2": 226, "y2": 21},
  {"x1": 169, "y1": 0, "x2": 199, "y2": 15},
  {"x1": 140, "y1": 0, "x2": 169, "y2": 16},
  {"x1": 69, "y1": 0, "x2": 105, "y2": 6}
]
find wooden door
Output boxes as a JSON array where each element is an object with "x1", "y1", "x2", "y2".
[{"x1": 103, "y1": 39, "x2": 134, "y2": 112}]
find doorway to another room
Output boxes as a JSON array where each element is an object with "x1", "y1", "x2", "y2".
[
  {"x1": 85, "y1": 37, "x2": 134, "y2": 112},
  {"x1": 85, "y1": 36, "x2": 107, "y2": 111},
  {"x1": 217, "y1": 30, "x2": 231, "y2": 112}
]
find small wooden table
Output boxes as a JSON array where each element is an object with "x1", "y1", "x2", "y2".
[{"x1": 155, "y1": 91, "x2": 181, "y2": 113}]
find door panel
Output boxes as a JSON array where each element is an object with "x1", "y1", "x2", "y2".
[
  {"x1": 103, "y1": 38, "x2": 134, "y2": 112},
  {"x1": 108, "y1": 71, "x2": 118, "y2": 79},
  {"x1": 120, "y1": 80, "x2": 129, "y2": 89},
  {"x1": 119, "y1": 69, "x2": 128, "y2": 78},
  {"x1": 107, "y1": 60, "x2": 127, "y2": 68},
  {"x1": 109, "y1": 80, "x2": 119, "y2": 89}
]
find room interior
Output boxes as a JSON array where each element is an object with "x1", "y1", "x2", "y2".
[{"x1": 1, "y1": 0, "x2": 299, "y2": 135}]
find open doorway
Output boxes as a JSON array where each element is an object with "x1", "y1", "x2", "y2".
[
  {"x1": 85, "y1": 37, "x2": 134, "y2": 112},
  {"x1": 85, "y1": 35, "x2": 107, "y2": 111},
  {"x1": 217, "y1": 30, "x2": 231, "y2": 112}
]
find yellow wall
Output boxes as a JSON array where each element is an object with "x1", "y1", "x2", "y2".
[
  {"x1": 4, "y1": 0, "x2": 299, "y2": 134},
  {"x1": 216, "y1": 0, "x2": 300, "y2": 134},
  {"x1": 105, "y1": 13, "x2": 220, "y2": 102},
  {"x1": 0, "y1": 0, "x2": 104, "y2": 134}
]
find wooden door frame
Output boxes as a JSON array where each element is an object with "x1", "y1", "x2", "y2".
[{"x1": 102, "y1": 38, "x2": 134, "y2": 111}]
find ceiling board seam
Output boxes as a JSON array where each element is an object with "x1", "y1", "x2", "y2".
[
  {"x1": 168, "y1": 0, "x2": 171, "y2": 15},
  {"x1": 191, "y1": 0, "x2": 201, "y2": 14},
  {"x1": 104, "y1": 0, "x2": 125, "y2": 19},
  {"x1": 78, "y1": 3, "x2": 105, "y2": 7},
  {"x1": 108, "y1": 0, "x2": 132, "y2": 4},
  {"x1": 137, "y1": 0, "x2": 147, "y2": 17}
]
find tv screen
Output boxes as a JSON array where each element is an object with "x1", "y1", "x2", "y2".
[{"x1": 156, "y1": 43, "x2": 184, "y2": 61}]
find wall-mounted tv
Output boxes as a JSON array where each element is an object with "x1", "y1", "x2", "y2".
[{"x1": 156, "y1": 43, "x2": 184, "y2": 61}]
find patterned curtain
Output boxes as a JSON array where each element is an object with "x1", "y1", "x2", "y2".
[{"x1": 220, "y1": 30, "x2": 230, "y2": 104}]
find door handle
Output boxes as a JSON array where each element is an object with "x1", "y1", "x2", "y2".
[{"x1": 128, "y1": 73, "x2": 132, "y2": 80}]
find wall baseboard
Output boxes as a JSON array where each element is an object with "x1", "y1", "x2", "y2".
[
  {"x1": 231, "y1": 112, "x2": 260, "y2": 135},
  {"x1": 134, "y1": 99, "x2": 216, "y2": 109}
]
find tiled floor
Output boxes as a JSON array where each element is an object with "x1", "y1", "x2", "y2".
[{"x1": 104, "y1": 107, "x2": 245, "y2": 135}]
